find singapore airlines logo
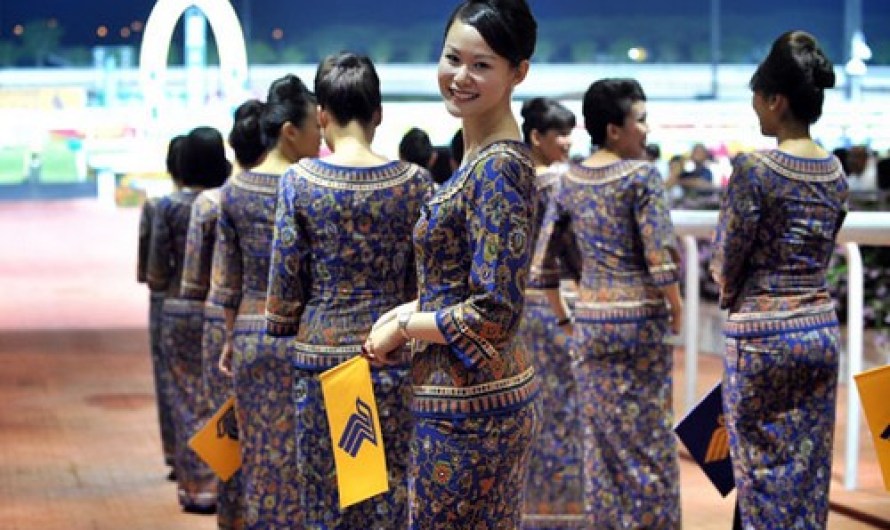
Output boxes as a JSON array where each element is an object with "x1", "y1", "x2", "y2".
[
  {"x1": 704, "y1": 415, "x2": 730, "y2": 464},
  {"x1": 339, "y1": 397, "x2": 378, "y2": 457},
  {"x1": 216, "y1": 406, "x2": 239, "y2": 441},
  {"x1": 882, "y1": 424, "x2": 890, "y2": 442}
]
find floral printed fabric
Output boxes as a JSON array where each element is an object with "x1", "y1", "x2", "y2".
[
  {"x1": 541, "y1": 160, "x2": 682, "y2": 528},
  {"x1": 711, "y1": 150, "x2": 848, "y2": 529}
]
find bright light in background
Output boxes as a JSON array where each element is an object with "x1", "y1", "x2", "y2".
[
  {"x1": 628, "y1": 47, "x2": 648, "y2": 62},
  {"x1": 47, "y1": 18, "x2": 58, "y2": 29},
  {"x1": 13, "y1": 24, "x2": 23, "y2": 36},
  {"x1": 272, "y1": 28, "x2": 284, "y2": 40},
  {"x1": 131, "y1": 20, "x2": 144, "y2": 33},
  {"x1": 97, "y1": 25, "x2": 108, "y2": 38},
  {"x1": 120, "y1": 27, "x2": 131, "y2": 39}
]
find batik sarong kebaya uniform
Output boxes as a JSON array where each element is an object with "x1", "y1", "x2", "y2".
[
  {"x1": 521, "y1": 166, "x2": 583, "y2": 529},
  {"x1": 410, "y1": 141, "x2": 541, "y2": 530},
  {"x1": 265, "y1": 159, "x2": 432, "y2": 529},
  {"x1": 542, "y1": 160, "x2": 681, "y2": 529},
  {"x1": 147, "y1": 188, "x2": 217, "y2": 511},
  {"x1": 182, "y1": 188, "x2": 243, "y2": 529},
  {"x1": 137, "y1": 196, "x2": 176, "y2": 468},
  {"x1": 710, "y1": 150, "x2": 848, "y2": 530},
  {"x1": 209, "y1": 170, "x2": 299, "y2": 529}
]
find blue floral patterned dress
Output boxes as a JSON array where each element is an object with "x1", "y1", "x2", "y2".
[
  {"x1": 710, "y1": 150, "x2": 848, "y2": 529},
  {"x1": 410, "y1": 140, "x2": 541, "y2": 530},
  {"x1": 542, "y1": 160, "x2": 681, "y2": 529},
  {"x1": 521, "y1": 166, "x2": 583, "y2": 529},
  {"x1": 266, "y1": 159, "x2": 432, "y2": 529},
  {"x1": 181, "y1": 188, "x2": 242, "y2": 529},
  {"x1": 209, "y1": 170, "x2": 298, "y2": 529},
  {"x1": 137, "y1": 196, "x2": 176, "y2": 468},
  {"x1": 146, "y1": 188, "x2": 217, "y2": 511}
]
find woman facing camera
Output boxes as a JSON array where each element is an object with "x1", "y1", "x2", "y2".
[
  {"x1": 539, "y1": 78, "x2": 683, "y2": 528},
  {"x1": 364, "y1": 1, "x2": 540, "y2": 528},
  {"x1": 709, "y1": 31, "x2": 847, "y2": 530}
]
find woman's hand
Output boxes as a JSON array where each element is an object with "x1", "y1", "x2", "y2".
[
  {"x1": 219, "y1": 337, "x2": 234, "y2": 377},
  {"x1": 669, "y1": 302, "x2": 684, "y2": 335},
  {"x1": 371, "y1": 300, "x2": 418, "y2": 332},
  {"x1": 362, "y1": 318, "x2": 406, "y2": 367}
]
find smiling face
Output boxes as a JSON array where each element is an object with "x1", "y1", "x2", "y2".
[
  {"x1": 437, "y1": 20, "x2": 523, "y2": 120},
  {"x1": 533, "y1": 127, "x2": 573, "y2": 165},
  {"x1": 609, "y1": 100, "x2": 649, "y2": 159}
]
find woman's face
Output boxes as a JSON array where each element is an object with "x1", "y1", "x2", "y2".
[
  {"x1": 290, "y1": 102, "x2": 321, "y2": 161},
  {"x1": 611, "y1": 100, "x2": 649, "y2": 159},
  {"x1": 752, "y1": 91, "x2": 777, "y2": 137},
  {"x1": 437, "y1": 20, "x2": 521, "y2": 120},
  {"x1": 534, "y1": 128, "x2": 573, "y2": 165}
]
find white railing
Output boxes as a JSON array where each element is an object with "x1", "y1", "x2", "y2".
[{"x1": 671, "y1": 209, "x2": 890, "y2": 491}]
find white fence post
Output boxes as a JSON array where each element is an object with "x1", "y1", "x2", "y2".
[
  {"x1": 843, "y1": 242, "x2": 864, "y2": 491},
  {"x1": 682, "y1": 234, "x2": 700, "y2": 412}
]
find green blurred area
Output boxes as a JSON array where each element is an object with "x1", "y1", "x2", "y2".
[{"x1": 0, "y1": 140, "x2": 79, "y2": 184}]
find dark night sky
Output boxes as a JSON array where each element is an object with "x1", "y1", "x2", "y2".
[{"x1": 0, "y1": 0, "x2": 884, "y2": 48}]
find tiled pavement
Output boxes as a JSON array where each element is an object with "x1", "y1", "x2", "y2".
[{"x1": 0, "y1": 199, "x2": 887, "y2": 529}]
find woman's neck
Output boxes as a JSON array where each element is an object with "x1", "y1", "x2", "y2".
[
  {"x1": 460, "y1": 102, "x2": 520, "y2": 164},
  {"x1": 253, "y1": 149, "x2": 294, "y2": 175},
  {"x1": 775, "y1": 124, "x2": 826, "y2": 158},
  {"x1": 324, "y1": 122, "x2": 388, "y2": 167},
  {"x1": 583, "y1": 146, "x2": 622, "y2": 167}
]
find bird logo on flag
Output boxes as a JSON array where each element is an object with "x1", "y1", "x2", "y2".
[
  {"x1": 882, "y1": 424, "x2": 890, "y2": 442},
  {"x1": 705, "y1": 415, "x2": 730, "y2": 464},
  {"x1": 216, "y1": 406, "x2": 239, "y2": 441},
  {"x1": 339, "y1": 397, "x2": 378, "y2": 457}
]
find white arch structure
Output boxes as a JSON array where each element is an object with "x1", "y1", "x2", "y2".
[{"x1": 139, "y1": 0, "x2": 248, "y2": 115}]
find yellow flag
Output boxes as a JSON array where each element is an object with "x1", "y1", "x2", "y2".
[
  {"x1": 188, "y1": 395, "x2": 241, "y2": 481},
  {"x1": 854, "y1": 364, "x2": 890, "y2": 491},
  {"x1": 320, "y1": 356, "x2": 389, "y2": 509}
]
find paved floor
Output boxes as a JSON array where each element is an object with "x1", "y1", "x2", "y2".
[{"x1": 1, "y1": 199, "x2": 888, "y2": 529}]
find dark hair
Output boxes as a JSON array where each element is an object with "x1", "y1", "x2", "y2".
[
  {"x1": 445, "y1": 0, "x2": 537, "y2": 66},
  {"x1": 429, "y1": 145, "x2": 454, "y2": 184},
  {"x1": 399, "y1": 127, "x2": 434, "y2": 168},
  {"x1": 314, "y1": 52, "x2": 381, "y2": 126},
  {"x1": 228, "y1": 99, "x2": 266, "y2": 169},
  {"x1": 261, "y1": 74, "x2": 315, "y2": 149},
  {"x1": 450, "y1": 129, "x2": 464, "y2": 165},
  {"x1": 750, "y1": 30, "x2": 835, "y2": 125},
  {"x1": 520, "y1": 97, "x2": 576, "y2": 144},
  {"x1": 178, "y1": 126, "x2": 231, "y2": 188},
  {"x1": 582, "y1": 78, "x2": 646, "y2": 147},
  {"x1": 166, "y1": 135, "x2": 186, "y2": 180}
]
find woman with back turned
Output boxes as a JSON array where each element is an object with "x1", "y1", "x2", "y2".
[
  {"x1": 364, "y1": 1, "x2": 540, "y2": 528},
  {"x1": 710, "y1": 31, "x2": 848, "y2": 530},
  {"x1": 517, "y1": 96, "x2": 584, "y2": 527},
  {"x1": 265, "y1": 52, "x2": 432, "y2": 528},
  {"x1": 539, "y1": 78, "x2": 683, "y2": 528}
]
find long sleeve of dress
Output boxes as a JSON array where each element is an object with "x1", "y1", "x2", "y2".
[
  {"x1": 710, "y1": 155, "x2": 762, "y2": 310},
  {"x1": 634, "y1": 166, "x2": 680, "y2": 287},
  {"x1": 146, "y1": 200, "x2": 172, "y2": 292},
  {"x1": 180, "y1": 194, "x2": 217, "y2": 300},
  {"x1": 435, "y1": 153, "x2": 534, "y2": 370},
  {"x1": 209, "y1": 198, "x2": 243, "y2": 310},
  {"x1": 137, "y1": 198, "x2": 155, "y2": 284},
  {"x1": 265, "y1": 169, "x2": 312, "y2": 336}
]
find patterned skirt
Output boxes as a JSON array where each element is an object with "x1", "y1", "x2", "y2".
[
  {"x1": 722, "y1": 320, "x2": 840, "y2": 529},
  {"x1": 160, "y1": 298, "x2": 218, "y2": 510},
  {"x1": 231, "y1": 326, "x2": 301, "y2": 529},
  {"x1": 409, "y1": 400, "x2": 540, "y2": 530},
  {"x1": 149, "y1": 291, "x2": 176, "y2": 467},
  {"x1": 294, "y1": 362, "x2": 413, "y2": 529},
  {"x1": 519, "y1": 294, "x2": 583, "y2": 529},
  {"x1": 573, "y1": 317, "x2": 681, "y2": 529},
  {"x1": 202, "y1": 303, "x2": 242, "y2": 530}
]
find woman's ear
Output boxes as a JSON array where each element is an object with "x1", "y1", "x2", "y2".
[
  {"x1": 530, "y1": 128, "x2": 543, "y2": 149},
  {"x1": 513, "y1": 60, "x2": 530, "y2": 87},
  {"x1": 317, "y1": 107, "x2": 330, "y2": 130}
]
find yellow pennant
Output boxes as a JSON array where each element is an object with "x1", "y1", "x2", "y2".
[
  {"x1": 854, "y1": 364, "x2": 890, "y2": 491},
  {"x1": 187, "y1": 395, "x2": 241, "y2": 481},
  {"x1": 320, "y1": 356, "x2": 389, "y2": 509}
]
